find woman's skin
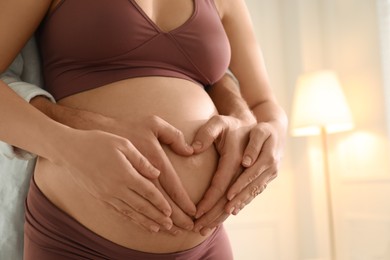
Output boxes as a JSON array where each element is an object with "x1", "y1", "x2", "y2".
[
  {"x1": 0, "y1": 0, "x2": 288, "y2": 253},
  {"x1": 28, "y1": 73, "x2": 261, "y2": 238},
  {"x1": 34, "y1": 77, "x2": 221, "y2": 252}
]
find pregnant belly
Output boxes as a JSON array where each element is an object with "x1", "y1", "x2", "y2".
[{"x1": 33, "y1": 77, "x2": 219, "y2": 253}]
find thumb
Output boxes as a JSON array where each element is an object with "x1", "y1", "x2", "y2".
[
  {"x1": 154, "y1": 118, "x2": 194, "y2": 156},
  {"x1": 192, "y1": 116, "x2": 225, "y2": 154}
]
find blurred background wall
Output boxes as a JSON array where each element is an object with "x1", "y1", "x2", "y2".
[{"x1": 225, "y1": 1, "x2": 390, "y2": 259}]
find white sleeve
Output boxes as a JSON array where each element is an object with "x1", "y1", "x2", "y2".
[
  {"x1": 0, "y1": 81, "x2": 55, "y2": 160},
  {"x1": 5, "y1": 81, "x2": 55, "y2": 103},
  {"x1": 0, "y1": 37, "x2": 55, "y2": 160}
]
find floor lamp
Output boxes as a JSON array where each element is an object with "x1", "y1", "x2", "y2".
[{"x1": 290, "y1": 70, "x2": 354, "y2": 260}]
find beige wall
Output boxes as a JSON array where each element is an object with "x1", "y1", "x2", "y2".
[
  {"x1": 285, "y1": 0, "x2": 390, "y2": 259},
  {"x1": 321, "y1": 1, "x2": 390, "y2": 259}
]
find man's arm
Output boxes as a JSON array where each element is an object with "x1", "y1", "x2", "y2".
[{"x1": 0, "y1": 37, "x2": 55, "y2": 159}]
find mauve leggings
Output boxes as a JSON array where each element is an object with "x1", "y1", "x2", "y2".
[{"x1": 24, "y1": 177, "x2": 234, "y2": 260}]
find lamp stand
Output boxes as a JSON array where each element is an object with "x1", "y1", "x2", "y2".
[{"x1": 320, "y1": 127, "x2": 336, "y2": 260}]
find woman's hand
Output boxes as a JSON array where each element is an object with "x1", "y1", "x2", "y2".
[
  {"x1": 192, "y1": 114, "x2": 283, "y2": 221},
  {"x1": 192, "y1": 115, "x2": 250, "y2": 219},
  {"x1": 100, "y1": 115, "x2": 197, "y2": 230},
  {"x1": 56, "y1": 128, "x2": 174, "y2": 233},
  {"x1": 193, "y1": 196, "x2": 230, "y2": 236},
  {"x1": 224, "y1": 120, "x2": 283, "y2": 214}
]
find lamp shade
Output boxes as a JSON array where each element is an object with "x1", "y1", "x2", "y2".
[{"x1": 290, "y1": 70, "x2": 354, "y2": 136}]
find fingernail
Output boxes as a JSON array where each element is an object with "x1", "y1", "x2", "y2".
[
  {"x1": 150, "y1": 225, "x2": 160, "y2": 233},
  {"x1": 201, "y1": 228, "x2": 212, "y2": 236},
  {"x1": 195, "y1": 211, "x2": 204, "y2": 219},
  {"x1": 227, "y1": 193, "x2": 235, "y2": 201},
  {"x1": 190, "y1": 207, "x2": 197, "y2": 217},
  {"x1": 163, "y1": 222, "x2": 173, "y2": 230},
  {"x1": 242, "y1": 156, "x2": 252, "y2": 167},
  {"x1": 152, "y1": 168, "x2": 161, "y2": 177},
  {"x1": 194, "y1": 225, "x2": 203, "y2": 233},
  {"x1": 163, "y1": 209, "x2": 171, "y2": 217},
  {"x1": 172, "y1": 229, "x2": 182, "y2": 236},
  {"x1": 228, "y1": 207, "x2": 235, "y2": 214},
  {"x1": 186, "y1": 145, "x2": 194, "y2": 153},
  {"x1": 193, "y1": 141, "x2": 203, "y2": 150},
  {"x1": 185, "y1": 224, "x2": 194, "y2": 231},
  {"x1": 233, "y1": 207, "x2": 241, "y2": 215}
]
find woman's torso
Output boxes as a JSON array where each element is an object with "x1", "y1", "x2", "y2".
[
  {"x1": 34, "y1": 77, "x2": 219, "y2": 253},
  {"x1": 34, "y1": 0, "x2": 230, "y2": 253}
]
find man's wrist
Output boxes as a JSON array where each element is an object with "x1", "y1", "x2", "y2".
[
  {"x1": 6, "y1": 81, "x2": 56, "y2": 103},
  {"x1": 30, "y1": 96, "x2": 55, "y2": 118},
  {"x1": 210, "y1": 74, "x2": 256, "y2": 124},
  {"x1": 30, "y1": 96, "x2": 117, "y2": 133}
]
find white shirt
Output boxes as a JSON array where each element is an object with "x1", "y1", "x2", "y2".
[{"x1": 0, "y1": 37, "x2": 54, "y2": 260}]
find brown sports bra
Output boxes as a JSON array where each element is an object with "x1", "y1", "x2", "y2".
[{"x1": 38, "y1": 0, "x2": 231, "y2": 101}]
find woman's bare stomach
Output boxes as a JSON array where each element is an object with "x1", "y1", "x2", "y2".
[{"x1": 33, "y1": 77, "x2": 219, "y2": 253}]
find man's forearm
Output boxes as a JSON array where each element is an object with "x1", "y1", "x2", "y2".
[
  {"x1": 30, "y1": 96, "x2": 114, "y2": 132},
  {"x1": 208, "y1": 74, "x2": 254, "y2": 123},
  {"x1": 32, "y1": 73, "x2": 255, "y2": 131},
  {"x1": 210, "y1": 74, "x2": 287, "y2": 128},
  {"x1": 0, "y1": 81, "x2": 70, "y2": 162}
]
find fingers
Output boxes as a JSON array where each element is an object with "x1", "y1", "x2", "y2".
[
  {"x1": 242, "y1": 125, "x2": 270, "y2": 167},
  {"x1": 105, "y1": 195, "x2": 172, "y2": 233},
  {"x1": 195, "y1": 147, "x2": 242, "y2": 219},
  {"x1": 225, "y1": 126, "x2": 280, "y2": 216},
  {"x1": 191, "y1": 116, "x2": 226, "y2": 153},
  {"x1": 128, "y1": 172, "x2": 174, "y2": 217},
  {"x1": 151, "y1": 115, "x2": 193, "y2": 156},
  {"x1": 118, "y1": 142, "x2": 173, "y2": 217},
  {"x1": 199, "y1": 214, "x2": 229, "y2": 236},
  {"x1": 152, "y1": 180, "x2": 195, "y2": 231},
  {"x1": 225, "y1": 179, "x2": 268, "y2": 216},
  {"x1": 225, "y1": 165, "x2": 277, "y2": 216},
  {"x1": 145, "y1": 117, "x2": 197, "y2": 216},
  {"x1": 129, "y1": 125, "x2": 196, "y2": 218},
  {"x1": 194, "y1": 198, "x2": 230, "y2": 236},
  {"x1": 227, "y1": 162, "x2": 265, "y2": 201},
  {"x1": 122, "y1": 141, "x2": 161, "y2": 179},
  {"x1": 193, "y1": 115, "x2": 255, "y2": 219},
  {"x1": 157, "y1": 155, "x2": 197, "y2": 216},
  {"x1": 227, "y1": 138, "x2": 278, "y2": 201},
  {"x1": 168, "y1": 201, "x2": 195, "y2": 231}
]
